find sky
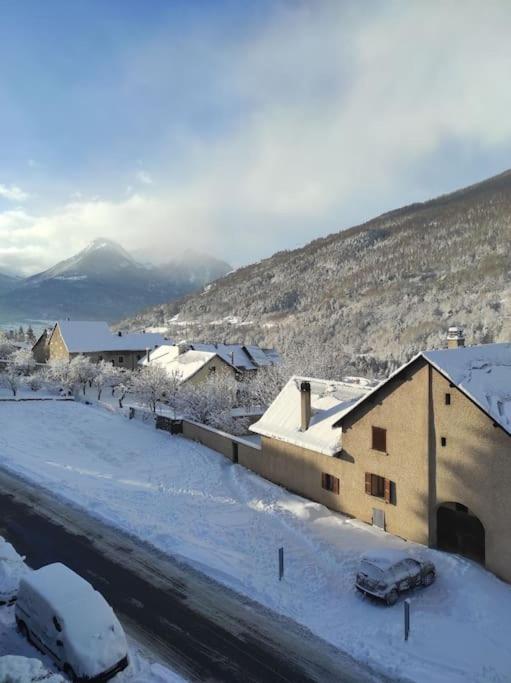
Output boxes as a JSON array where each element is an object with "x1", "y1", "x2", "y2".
[{"x1": 1, "y1": 0, "x2": 511, "y2": 275}]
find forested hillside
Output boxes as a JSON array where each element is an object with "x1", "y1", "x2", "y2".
[{"x1": 121, "y1": 169, "x2": 511, "y2": 377}]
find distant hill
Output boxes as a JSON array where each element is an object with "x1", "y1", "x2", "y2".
[
  {"x1": 120, "y1": 169, "x2": 511, "y2": 375},
  {"x1": 0, "y1": 239, "x2": 230, "y2": 322}
]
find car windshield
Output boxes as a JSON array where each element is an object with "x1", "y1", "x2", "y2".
[{"x1": 359, "y1": 561, "x2": 384, "y2": 580}]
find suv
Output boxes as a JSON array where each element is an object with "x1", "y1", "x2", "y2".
[{"x1": 356, "y1": 550, "x2": 435, "y2": 605}]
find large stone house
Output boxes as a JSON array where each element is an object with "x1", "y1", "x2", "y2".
[
  {"x1": 251, "y1": 332, "x2": 511, "y2": 582},
  {"x1": 140, "y1": 341, "x2": 280, "y2": 385},
  {"x1": 32, "y1": 321, "x2": 168, "y2": 370}
]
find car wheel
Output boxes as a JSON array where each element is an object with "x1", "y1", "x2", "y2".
[
  {"x1": 386, "y1": 589, "x2": 398, "y2": 606},
  {"x1": 422, "y1": 572, "x2": 435, "y2": 587},
  {"x1": 17, "y1": 619, "x2": 29, "y2": 642},
  {"x1": 63, "y1": 664, "x2": 78, "y2": 682}
]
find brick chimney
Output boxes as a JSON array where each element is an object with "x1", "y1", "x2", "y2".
[
  {"x1": 300, "y1": 381, "x2": 311, "y2": 431},
  {"x1": 447, "y1": 326, "x2": 465, "y2": 349}
]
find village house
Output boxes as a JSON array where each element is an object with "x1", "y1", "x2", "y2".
[
  {"x1": 140, "y1": 341, "x2": 279, "y2": 385},
  {"x1": 32, "y1": 321, "x2": 169, "y2": 370},
  {"x1": 250, "y1": 329, "x2": 511, "y2": 583}
]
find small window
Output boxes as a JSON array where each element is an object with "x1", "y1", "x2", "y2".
[
  {"x1": 365, "y1": 473, "x2": 392, "y2": 503},
  {"x1": 136, "y1": 354, "x2": 141, "y2": 361},
  {"x1": 118, "y1": 356, "x2": 124, "y2": 364},
  {"x1": 98, "y1": 355, "x2": 103, "y2": 362},
  {"x1": 321, "y1": 473, "x2": 340, "y2": 494},
  {"x1": 445, "y1": 393, "x2": 451, "y2": 405},
  {"x1": 53, "y1": 616, "x2": 62, "y2": 632},
  {"x1": 441, "y1": 437, "x2": 447, "y2": 447},
  {"x1": 209, "y1": 366, "x2": 216, "y2": 374},
  {"x1": 372, "y1": 426, "x2": 387, "y2": 453}
]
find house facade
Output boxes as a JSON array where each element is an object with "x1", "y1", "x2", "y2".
[
  {"x1": 33, "y1": 321, "x2": 168, "y2": 370},
  {"x1": 251, "y1": 338, "x2": 511, "y2": 583}
]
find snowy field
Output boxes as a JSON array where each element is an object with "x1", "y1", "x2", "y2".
[{"x1": 0, "y1": 400, "x2": 509, "y2": 682}]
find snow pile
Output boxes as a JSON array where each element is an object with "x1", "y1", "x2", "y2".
[
  {"x1": 0, "y1": 656, "x2": 65, "y2": 682},
  {"x1": 0, "y1": 538, "x2": 27, "y2": 604},
  {"x1": 0, "y1": 401, "x2": 510, "y2": 681}
]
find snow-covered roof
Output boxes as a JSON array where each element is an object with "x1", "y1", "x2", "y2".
[
  {"x1": 423, "y1": 343, "x2": 511, "y2": 433},
  {"x1": 55, "y1": 320, "x2": 168, "y2": 353},
  {"x1": 250, "y1": 376, "x2": 371, "y2": 455},
  {"x1": 361, "y1": 549, "x2": 410, "y2": 570},
  {"x1": 189, "y1": 342, "x2": 279, "y2": 371},
  {"x1": 140, "y1": 344, "x2": 218, "y2": 382}
]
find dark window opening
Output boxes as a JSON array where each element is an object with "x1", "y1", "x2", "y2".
[
  {"x1": 445, "y1": 393, "x2": 451, "y2": 405},
  {"x1": 365, "y1": 473, "x2": 392, "y2": 503},
  {"x1": 441, "y1": 437, "x2": 447, "y2": 447},
  {"x1": 118, "y1": 356, "x2": 124, "y2": 364},
  {"x1": 321, "y1": 473, "x2": 340, "y2": 494},
  {"x1": 98, "y1": 355, "x2": 103, "y2": 362},
  {"x1": 209, "y1": 366, "x2": 216, "y2": 374},
  {"x1": 372, "y1": 426, "x2": 387, "y2": 453},
  {"x1": 136, "y1": 354, "x2": 142, "y2": 361}
]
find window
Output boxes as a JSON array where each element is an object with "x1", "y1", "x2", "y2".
[
  {"x1": 53, "y1": 616, "x2": 62, "y2": 632},
  {"x1": 98, "y1": 355, "x2": 103, "y2": 361},
  {"x1": 372, "y1": 426, "x2": 387, "y2": 453},
  {"x1": 209, "y1": 366, "x2": 216, "y2": 374},
  {"x1": 136, "y1": 354, "x2": 142, "y2": 361},
  {"x1": 118, "y1": 356, "x2": 124, "y2": 364},
  {"x1": 365, "y1": 473, "x2": 392, "y2": 503},
  {"x1": 441, "y1": 437, "x2": 447, "y2": 447},
  {"x1": 321, "y1": 473, "x2": 340, "y2": 494},
  {"x1": 445, "y1": 393, "x2": 451, "y2": 405}
]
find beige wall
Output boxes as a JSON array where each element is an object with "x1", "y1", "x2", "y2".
[
  {"x1": 181, "y1": 420, "x2": 262, "y2": 471},
  {"x1": 430, "y1": 368, "x2": 511, "y2": 581},
  {"x1": 48, "y1": 326, "x2": 70, "y2": 362},
  {"x1": 183, "y1": 356, "x2": 236, "y2": 386}
]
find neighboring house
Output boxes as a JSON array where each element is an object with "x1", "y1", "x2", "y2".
[
  {"x1": 140, "y1": 341, "x2": 280, "y2": 384},
  {"x1": 251, "y1": 330, "x2": 511, "y2": 583},
  {"x1": 139, "y1": 344, "x2": 235, "y2": 385},
  {"x1": 33, "y1": 321, "x2": 169, "y2": 370}
]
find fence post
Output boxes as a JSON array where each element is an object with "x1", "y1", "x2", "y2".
[
  {"x1": 404, "y1": 599, "x2": 410, "y2": 641},
  {"x1": 278, "y1": 547, "x2": 284, "y2": 581}
]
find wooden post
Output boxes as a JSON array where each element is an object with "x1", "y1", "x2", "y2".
[{"x1": 278, "y1": 547, "x2": 284, "y2": 581}]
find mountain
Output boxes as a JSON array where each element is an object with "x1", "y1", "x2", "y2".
[
  {"x1": 0, "y1": 239, "x2": 231, "y2": 322},
  {"x1": 120, "y1": 169, "x2": 511, "y2": 375}
]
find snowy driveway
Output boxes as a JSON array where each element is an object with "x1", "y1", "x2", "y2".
[{"x1": 0, "y1": 401, "x2": 509, "y2": 682}]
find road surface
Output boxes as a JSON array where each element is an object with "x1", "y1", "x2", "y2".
[{"x1": 0, "y1": 467, "x2": 388, "y2": 683}]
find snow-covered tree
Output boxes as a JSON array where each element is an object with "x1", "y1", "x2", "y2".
[
  {"x1": 1, "y1": 364, "x2": 23, "y2": 396},
  {"x1": 178, "y1": 374, "x2": 248, "y2": 434},
  {"x1": 11, "y1": 348, "x2": 36, "y2": 376},
  {"x1": 46, "y1": 359, "x2": 76, "y2": 394},
  {"x1": 162, "y1": 370, "x2": 182, "y2": 418},
  {"x1": 0, "y1": 333, "x2": 15, "y2": 361},
  {"x1": 69, "y1": 355, "x2": 98, "y2": 396},
  {"x1": 92, "y1": 360, "x2": 119, "y2": 400},
  {"x1": 130, "y1": 364, "x2": 168, "y2": 412}
]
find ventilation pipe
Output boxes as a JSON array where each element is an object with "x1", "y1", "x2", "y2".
[{"x1": 300, "y1": 381, "x2": 311, "y2": 431}]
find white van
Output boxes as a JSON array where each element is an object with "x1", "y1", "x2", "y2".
[{"x1": 15, "y1": 563, "x2": 129, "y2": 682}]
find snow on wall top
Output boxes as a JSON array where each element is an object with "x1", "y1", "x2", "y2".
[
  {"x1": 57, "y1": 320, "x2": 168, "y2": 353},
  {"x1": 139, "y1": 344, "x2": 217, "y2": 382},
  {"x1": 250, "y1": 376, "x2": 371, "y2": 455},
  {"x1": 423, "y1": 343, "x2": 511, "y2": 433}
]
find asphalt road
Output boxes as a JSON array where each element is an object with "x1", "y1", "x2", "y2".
[{"x1": 0, "y1": 467, "x2": 387, "y2": 683}]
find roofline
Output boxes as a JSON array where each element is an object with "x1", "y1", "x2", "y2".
[{"x1": 332, "y1": 351, "x2": 511, "y2": 437}]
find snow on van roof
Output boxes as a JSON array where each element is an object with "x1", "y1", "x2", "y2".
[
  {"x1": 23, "y1": 562, "x2": 93, "y2": 604},
  {"x1": 250, "y1": 376, "x2": 371, "y2": 456}
]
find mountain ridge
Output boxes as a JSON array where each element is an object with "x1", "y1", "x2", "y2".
[{"x1": 119, "y1": 168, "x2": 511, "y2": 375}]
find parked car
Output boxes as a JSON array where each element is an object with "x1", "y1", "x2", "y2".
[
  {"x1": 356, "y1": 550, "x2": 436, "y2": 605},
  {"x1": 15, "y1": 563, "x2": 129, "y2": 682},
  {"x1": 0, "y1": 537, "x2": 27, "y2": 605}
]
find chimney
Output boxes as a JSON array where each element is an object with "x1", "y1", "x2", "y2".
[
  {"x1": 146, "y1": 347, "x2": 151, "y2": 363},
  {"x1": 177, "y1": 342, "x2": 188, "y2": 355},
  {"x1": 300, "y1": 381, "x2": 311, "y2": 431},
  {"x1": 447, "y1": 326, "x2": 465, "y2": 349}
]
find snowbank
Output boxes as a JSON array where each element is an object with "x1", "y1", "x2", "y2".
[
  {"x1": 0, "y1": 538, "x2": 27, "y2": 604},
  {"x1": 0, "y1": 655, "x2": 65, "y2": 682},
  {"x1": 0, "y1": 400, "x2": 509, "y2": 682}
]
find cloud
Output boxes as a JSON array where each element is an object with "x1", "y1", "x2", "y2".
[
  {"x1": 3, "y1": 1, "x2": 511, "y2": 274},
  {"x1": 136, "y1": 171, "x2": 153, "y2": 185},
  {"x1": 0, "y1": 185, "x2": 29, "y2": 202}
]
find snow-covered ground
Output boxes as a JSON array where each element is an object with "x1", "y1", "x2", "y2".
[{"x1": 0, "y1": 400, "x2": 509, "y2": 682}]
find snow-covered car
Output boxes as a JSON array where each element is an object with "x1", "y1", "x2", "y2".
[
  {"x1": 0, "y1": 537, "x2": 27, "y2": 605},
  {"x1": 356, "y1": 550, "x2": 435, "y2": 605},
  {"x1": 15, "y1": 563, "x2": 129, "y2": 682}
]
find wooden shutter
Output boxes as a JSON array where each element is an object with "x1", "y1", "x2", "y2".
[
  {"x1": 365, "y1": 472, "x2": 372, "y2": 495},
  {"x1": 321, "y1": 473, "x2": 326, "y2": 490},
  {"x1": 334, "y1": 476, "x2": 340, "y2": 495},
  {"x1": 372, "y1": 427, "x2": 387, "y2": 452},
  {"x1": 384, "y1": 478, "x2": 391, "y2": 504}
]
